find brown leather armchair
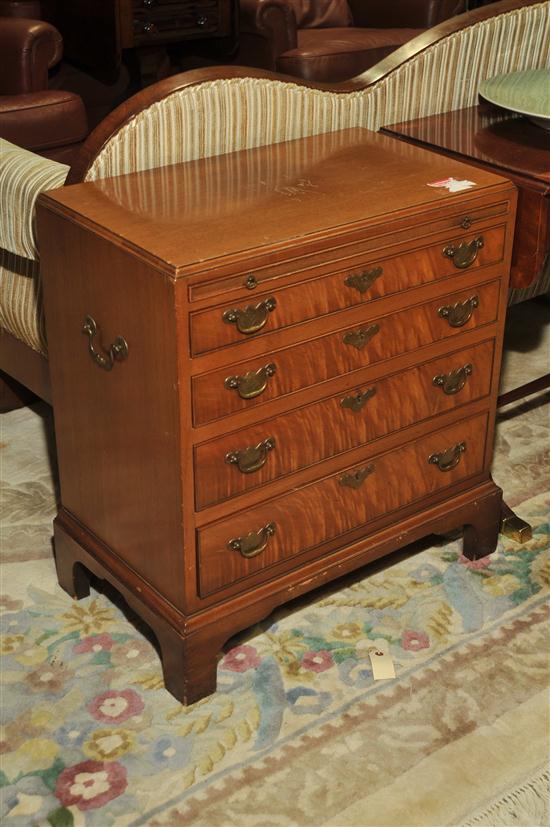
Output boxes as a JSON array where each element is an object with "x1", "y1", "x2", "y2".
[
  {"x1": 238, "y1": 0, "x2": 467, "y2": 82},
  {"x1": 0, "y1": 16, "x2": 88, "y2": 163}
]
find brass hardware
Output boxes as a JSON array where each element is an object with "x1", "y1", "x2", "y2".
[
  {"x1": 344, "y1": 266, "x2": 383, "y2": 295},
  {"x1": 342, "y1": 323, "x2": 380, "y2": 350},
  {"x1": 341, "y1": 386, "x2": 377, "y2": 412},
  {"x1": 82, "y1": 315, "x2": 128, "y2": 372},
  {"x1": 433, "y1": 363, "x2": 473, "y2": 395},
  {"x1": 443, "y1": 236, "x2": 484, "y2": 268},
  {"x1": 500, "y1": 505, "x2": 533, "y2": 543},
  {"x1": 228, "y1": 522, "x2": 276, "y2": 558},
  {"x1": 460, "y1": 216, "x2": 473, "y2": 230},
  {"x1": 245, "y1": 274, "x2": 258, "y2": 290},
  {"x1": 224, "y1": 363, "x2": 276, "y2": 399},
  {"x1": 339, "y1": 464, "x2": 375, "y2": 489},
  {"x1": 428, "y1": 441, "x2": 466, "y2": 472},
  {"x1": 225, "y1": 437, "x2": 276, "y2": 474},
  {"x1": 222, "y1": 297, "x2": 277, "y2": 334},
  {"x1": 438, "y1": 295, "x2": 479, "y2": 328}
]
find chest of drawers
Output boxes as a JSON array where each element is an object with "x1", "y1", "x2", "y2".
[{"x1": 37, "y1": 128, "x2": 516, "y2": 704}]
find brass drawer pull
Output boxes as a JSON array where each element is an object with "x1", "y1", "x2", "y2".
[
  {"x1": 341, "y1": 386, "x2": 377, "y2": 412},
  {"x1": 82, "y1": 315, "x2": 128, "y2": 371},
  {"x1": 428, "y1": 441, "x2": 466, "y2": 472},
  {"x1": 222, "y1": 297, "x2": 277, "y2": 334},
  {"x1": 225, "y1": 437, "x2": 276, "y2": 474},
  {"x1": 339, "y1": 463, "x2": 375, "y2": 489},
  {"x1": 224, "y1": 363, "x2": 276, "y2": 400},
  {"x1": 228, "y1": 522, "x2": 276, "y2": 558},
  {"x1": 433, "y1": 363, "x2": 473, "y2": 395},
  {"x1": 343, "y1": 323, "x2": 380, "y2": 350},
  {"x1": 344, "y1": 266, "x2": 383, "y2": 295},
  {"x1": 443, "y1": 236, "x2": 484, "y2": 268},
  {"x1": 438, "y1": 295, "x2": 479, "y2": 328}
]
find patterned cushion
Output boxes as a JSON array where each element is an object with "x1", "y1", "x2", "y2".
[{"x1": 0, "y1": 139, "x2": 69, "y2": 261}]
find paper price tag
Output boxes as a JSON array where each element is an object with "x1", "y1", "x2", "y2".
[{"x1": 369, "y1": 648, "x2": 396, "y2": 681}]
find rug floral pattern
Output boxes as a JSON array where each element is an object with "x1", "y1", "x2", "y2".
[{"x1": 1, "y1": 398, "x2": 549, "y2": 826}]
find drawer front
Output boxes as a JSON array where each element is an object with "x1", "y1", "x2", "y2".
[
  {"x1": 189, "y1": 226, "x2": 505, "y2": 355},
  {"x1": 194, "y1": 339, "x2": 495, "y2": 509},
  {"x1": 192, "y1": 279, "x2": 500, "y2": 425},
  {"x1": 197, "y1": 412, "x2": 489, "y2": 596},
  {"x1": 188, "y1": 199, "x2": 510, "y2": 303}
]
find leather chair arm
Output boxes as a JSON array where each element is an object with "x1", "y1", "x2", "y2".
[
  {"x1": 0, "y1": 90, "x2": 88, "y2": 152},
  {"x1": 348, "y1": 0, "x2": 466, "y2": 29},
  {"x1": 0, "y1": 18, "x2": 62, "y2": 94},
  {"x1": 240, "y1": 0, "x2": 298, "y2": 54}
]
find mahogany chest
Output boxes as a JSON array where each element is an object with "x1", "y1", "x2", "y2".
[{"x1": 37, "y1": 128, "x2": 516, "y2": 703}]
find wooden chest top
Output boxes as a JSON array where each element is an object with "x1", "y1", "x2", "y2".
[{"x1": 40, "y1": 128, "x2": 512, "y2": 275}]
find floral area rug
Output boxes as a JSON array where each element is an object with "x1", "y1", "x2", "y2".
[{"x1": 1, "y1": 395, "x2": 549, "y2": 827}]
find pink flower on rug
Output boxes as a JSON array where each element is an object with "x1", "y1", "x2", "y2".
[
  {"x1": 301, "y1": 650, "x2": 334, "y2": 673},
  {"x1": 87, "y1": 689, "x2": 144, "y2": 723},
  {"x1": 401, "y1": 630, "x2": 430, "y2": 652},
  {"x1": 222, "y1": 644, "x2": 261, "y2": 672},
  {"x1": 55, "y1": 759, "x2": 127, "y2": 810},
  {"x1": 74, "y1": 634, "x2": 114, "y2": 654},
  {"x1": 458, "y1": 554, "x2": 492, "y2": 570}
]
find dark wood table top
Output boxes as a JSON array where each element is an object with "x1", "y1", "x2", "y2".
[{"x1": 382, "y1": 106, "x2": 550, "y2": 190}]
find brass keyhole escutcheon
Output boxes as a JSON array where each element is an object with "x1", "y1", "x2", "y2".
[
  {"x1": 342, "y1": 323, "x2": 380, "y2": 350},
  {"x1": 344, "y1": 266, "x2": 383, "y2": 295},
  {"x1": 339, "y1": 464, "x2": 375, "y2": 489}
]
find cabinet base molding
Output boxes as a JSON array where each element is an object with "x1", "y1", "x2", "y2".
[{"x1": 54, "y1": 480, "x2": 502, "y2": 705}]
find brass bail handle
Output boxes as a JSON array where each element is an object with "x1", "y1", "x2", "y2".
[
  {"x1": 222, "y1": 297, "x2": 277, "y2": 334},
  {"x1": 228, "y1": 522, "x2": 276, "y2": 558},
  {"x1": 225, "y1": 437, "x2": 276, "y2": 474},
  {"x1": 438, "y1": 295, "x2": 479, "y2": 328},
  {"x1": 224, "y1": 363, "x2": 277, "y2": 400},
  {"x1": 82, "y1": 315, "x2": 128, "y2": 371},
  {"x1": 432, "y1": 364, "x2": 473, "y2": 395},
  {"x1": 428, "y1": 442, "x2": 466, "y2": 472},
  {"x1": 443, "y1": 236, "x2": 484, "y2": 269},
  {"x1": 344, "y1": 266, "x2": 383, "y2": 295}
]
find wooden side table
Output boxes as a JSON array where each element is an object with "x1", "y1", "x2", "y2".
[{"x1": 383, "y1": 105, "x2": 550, "y2": 543}]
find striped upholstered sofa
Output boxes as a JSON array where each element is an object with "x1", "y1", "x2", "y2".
[{"x1": 1, "y1": 0, "x2": 549, "y2": 406}]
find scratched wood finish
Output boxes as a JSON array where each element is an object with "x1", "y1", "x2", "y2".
[
  {"x1": 190, "y1": 227, "x2": 506, "y2": 355},
  {"x1": 37, "y1": 127, "x2": 516, "y2": 704},
  {"x1": 192, "y1": 279, "x2": 500, "y2": 425},
  {"x1": 194, "y1": 339, "x2": 495, "y2": 509},
  {"x1": 197, "y1": 412, "x2": 488, "y2": 595}
]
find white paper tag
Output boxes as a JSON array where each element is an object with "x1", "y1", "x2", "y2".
[
  {"x1": 369, "y1": 648, "x2": 396, "y2": 680},
  {"x1": 427, "y1": 176, "x2": 477, "y2": 193}
]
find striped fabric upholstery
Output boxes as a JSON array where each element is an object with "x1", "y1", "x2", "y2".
[
  {"x1": 85, "y1": 3, "x2": 550, "y2": 181},
  {"x1": 0, "y1": 249, "x2": 46, "y2": 354},
  {"x1": 1, "y1": 2, "x2": 549, "y2": 356},
  {"x1": 0, "y1": 139, "x2": 69, "y2": 260}
]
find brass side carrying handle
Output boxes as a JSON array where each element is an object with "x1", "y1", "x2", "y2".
[
  {"x1": 342, "y1": 323, "x2": 380, "y2": 350},
  {"x1": 82, "y1": 316, "x2": 128, "y2": 371},
  {"x1": 339, "y1": 463, "x2": 375, "y2": 489},
  {"x1": 433, "y1": 363, "x2": 473, "y2": 395},
  {"x1": 443, "y1": 236, "x2": 484, "y2": 269},
  {"x1": 225, "y1": 437, "x2": 276, "y2": 474},
  {"x1": 341, "y1": 386, "x2": 377, "y2": 412},
  {"x1": 428, "y1": 441, "x2": 466, "y2": 472},
  {"x1": 344, "y1": 266, "x2": 383, "y2": 295},
  {"x1": 438, "y1": 295, "x2": 479, "y2": 328},
  {"x1": 228, "y1": 522, "x2": 276, "y2": 558},
  {"x1": 222, "y1": 297, "x2": 277, "y2": 334},
  {"x1": 224, "y1": 363, "x2": 276, "y2": 400}
]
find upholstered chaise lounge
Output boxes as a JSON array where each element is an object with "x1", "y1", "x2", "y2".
[{"x1": 1, "y1": 0, "x2": 549, "y2": 408}]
